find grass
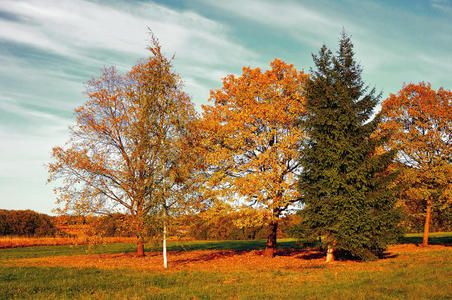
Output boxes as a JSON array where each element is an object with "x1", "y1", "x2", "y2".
[
  {"x1": 0, "y1": 239, "x2": 299, "y2": 260},
  {"x1": 399, "y1": 231, "x2": 452, "y2": 245},
  {"x1": 0, "y1": 235, "x2": 450, "y2": 299}
]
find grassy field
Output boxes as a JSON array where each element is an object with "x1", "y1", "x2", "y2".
[{"x1": 1, "y1": 233, "x2": 451, "y2": 299}]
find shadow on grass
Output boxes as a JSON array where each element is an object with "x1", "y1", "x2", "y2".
[
  {"x1": 276, "y1": 248, "x2": 325, "y2": 260},
  {"x1": 169, "y1": 250, "x2": 246, "y2": 265},
  {"x1": 380, "y1": 252, "x2": 398, "y2": 259},
  {"x1": 161, "y1": 248, "x2": 326, "y2": 265},
  {"x1": 397, "y1": 235, "x2": 452, "y2": 246},
  {"x1": 161, "y1": 239, "x2": 300, "y2": 252}
]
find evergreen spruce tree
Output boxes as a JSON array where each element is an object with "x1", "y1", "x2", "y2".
[{"x1": 299, "y1": 32, "x2": 401, "y2": 261}]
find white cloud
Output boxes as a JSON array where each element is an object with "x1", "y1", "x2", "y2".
[
  {"x1": 0, "y1": 0, "x2": 261, "y2": 213},
  {"x1": 431, "y1": 0, "x2": 452, "y2": 13},
  {"x1": 0, "y1": 0, "x2": 256, "y2": 69},
  {"x1": 0, "y1": 94, "x2": 70, "y2": 128},
  {"x1": 200, "y1": 0, "x2": 452, "y2": 92},
  {"x1": 198, "y1": 0, "x2": 364, "y2": 46},
  {"x1": 0, "y1": 0, "x2": 259, "y2": 108}
]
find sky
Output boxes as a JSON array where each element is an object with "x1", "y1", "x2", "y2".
[{"x1": 0, "y1": 0, "x2": 451, "y2": 215}]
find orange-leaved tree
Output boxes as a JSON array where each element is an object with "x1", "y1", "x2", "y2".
[
  {"x1": 199, "y1": 59, "x2": 307, "y2": 256},
  {"x1": 48, "y1": 36, "x2": 200, "y2": 260},
  {"x1": 380, "y1": 82, "x2": 451, "y2": 246}
]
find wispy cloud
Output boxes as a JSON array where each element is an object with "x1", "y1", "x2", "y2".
[
  {"x1": 0, "y1": 0, "x2": 258, "y2": 107},
  {"x1": 200, "y1": 0, "x2": 359, "y2": 46},
  {"x1": 0, "y1": 0, "x2": 260, "y2": 213},
  {"x1": 201, "y1": 0, "x2": 452, "y2": 89},
  {"x1": 431, "y1": 0, "x2": 452, "y2": 13}
]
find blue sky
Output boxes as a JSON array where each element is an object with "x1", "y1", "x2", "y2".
[{"x1": 0, "y1": 0, "x2": 451, "y2": 214}]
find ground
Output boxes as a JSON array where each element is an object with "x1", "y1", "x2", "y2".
[{"x1": 0, "y1": 234, "x2": 451, "y2": 299}]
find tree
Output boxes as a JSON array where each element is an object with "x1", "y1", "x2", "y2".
[
  {"x1": 232, "y1": 206, "x2": 271, "y2": 240},
  {"x1": 48, "y1": 35, "x2": 199, "y2": 260},
  {"x1": 185, "y1": 202, "x2": 271, "y2": 240},
  {"x1": 299, "y1": 32, "x2": 401, "y2": 261},
  {"x1": 156, "y1": 111, "x2": 202, "y2": 268},
  {"x1": 0, "y1": 210, "x2": 59, "y2": 237},
  {"x1": 188, "y1": 201, "x2": 237, "y2": 240},
  {"x1": 379, "y1": 82, "x2": 451, "y2": 246},
  {"x1": 199, "y1": 59, "x2": 308, "y2": 256}
]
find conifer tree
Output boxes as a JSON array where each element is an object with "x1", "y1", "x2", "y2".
[{"x1": 299, "y1": 32, "x2": 401, "y2": 261}]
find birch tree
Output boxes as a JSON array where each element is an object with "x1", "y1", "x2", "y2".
[{"x1": 48, "y1": 35, "x2": 199, "y2": 261}]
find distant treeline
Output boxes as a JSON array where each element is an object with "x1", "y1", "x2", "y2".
[
  {"x1": 0, "y1": 209, "x2": 60, "y2": 237},
  {"x1": 1, "y1": 208, "x2": 450, "y2": 238}
]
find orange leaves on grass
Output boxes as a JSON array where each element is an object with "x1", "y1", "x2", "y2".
[
  {"x1": 11, "y1": 248, "x2": 326, "y2": 272},
  {"x1": 9, "y1": 244, "x2": 448, "y2": 273}
]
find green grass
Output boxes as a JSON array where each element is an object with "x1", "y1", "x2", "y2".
[
  {"x1": 1, "y1": 250, "x2": 450, "y2": 299},
  {"x1": 0, "y1": 239, "x2": 299, "y2": 260},
  {"x1": 0, "y1": 235, "x2": 450, "y2": 299}
]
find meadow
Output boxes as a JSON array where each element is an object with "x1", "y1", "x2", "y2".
[{"x1": 1, "y1": 233, "x2": 451, "y2": 299}]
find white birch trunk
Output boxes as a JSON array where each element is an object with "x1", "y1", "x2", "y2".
[{"x1": 163, "y1": 209, "x2": 167, "y2": 269}]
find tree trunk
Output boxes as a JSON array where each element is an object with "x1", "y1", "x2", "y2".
[
  {"x1": 263, "y1": 220, "x2": 278, "y2": 257},
  {"x1": 422, "y1": 201, "x2": 432, "y2": 246},
  {"x1": 137, "y1": 238, "x2": 145, "y2": 257},
  {"x1": 325, "y1": 243, "x2": 334, "y2": 263},
  {"x1": 136, "y1": 204, "x2": 145, "y2": 257},
  {"x1": 163, "y1": 211, "x2": 168, "y2": 269}
]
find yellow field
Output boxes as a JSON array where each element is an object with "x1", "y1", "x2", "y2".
[{"x1": 0, "y1": 236, "x2": 137, "y2": 248}]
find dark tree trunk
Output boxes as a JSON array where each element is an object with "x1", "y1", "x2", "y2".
[
  {"x1": 263, "y1": 220, "x2": 278, "y2": 257},
  {"x1": 251, "y1": 229, "x2": 257, "y2": 240},
  {"x1": 137, "y1": 238, "x2": 145, "y2": 257},
  {"x1": 422, "y1": 202, "x2": 432, "y2": 246},
  {"x1": 135, "y1": 204, "x2": 145, "y2": 257}
]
